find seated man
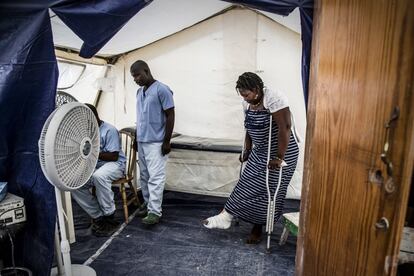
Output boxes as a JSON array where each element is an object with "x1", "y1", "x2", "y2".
[{"x1": 72, "y1": 104, "x2": 126, "y2": 237}]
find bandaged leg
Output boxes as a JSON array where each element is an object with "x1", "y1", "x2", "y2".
[{"x1": 202, "y1": 210, "x2": 233, "y2": 229}]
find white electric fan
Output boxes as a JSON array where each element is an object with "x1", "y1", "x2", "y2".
[
  {"x1": 55, "y1": 90, "x2": 78, "y2": 107},
  {"x1": 39, "y1": 102, "x2": 99, "y2": 276}
]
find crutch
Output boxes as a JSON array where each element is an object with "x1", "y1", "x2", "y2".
[{"x1": 265, "y1": 115, "x2": 287, "y2": 253}]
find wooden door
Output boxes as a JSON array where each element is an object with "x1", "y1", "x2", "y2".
[{"x1": 297, "y1": 0, "x2": 414, "y2": 275}]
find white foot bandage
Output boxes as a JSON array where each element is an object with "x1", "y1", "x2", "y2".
[{"x1": 203, "y1": 210, "x2": 233, "y2": 229}]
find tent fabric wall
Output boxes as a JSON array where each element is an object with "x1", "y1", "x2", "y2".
[
  {"x1": 0, "y1": 1, "x2": 149, "y2": 274},
  {"x1": 51, "y1": 0, "x2": 153, "y2": 58},
  {"x1": 223, "y1": 0, "x2": 313, "y2": 103},
  {"x1": 52, "y1": 0, "x2": 234, "y2": 56},
  {"x1": 99, "y1": 8, "x2": 305, "y2": 199}
]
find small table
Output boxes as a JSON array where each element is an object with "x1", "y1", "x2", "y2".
[{"x1": 279, "y1": 212, "x2": 299, "y2": 245}]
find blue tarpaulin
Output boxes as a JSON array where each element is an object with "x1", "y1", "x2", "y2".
[
  {"x1": 0, "y1": 1, "x2": 312, "y2": 274},
  {"x1": 0, "y1": 1, "x2": 153, "y2": 274}
]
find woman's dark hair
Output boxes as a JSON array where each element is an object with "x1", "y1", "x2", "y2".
[{"x1": 236, "y1": 72, "x2": 264, "y2": 92}]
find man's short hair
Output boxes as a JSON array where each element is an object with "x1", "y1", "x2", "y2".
[{"x1": 130, "y1": 60, "x2": 149, "y2": 72}]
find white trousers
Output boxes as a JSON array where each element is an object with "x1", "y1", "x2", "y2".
[
  {"x1": 138, "y1": 142, "x2": 168, "y2": 217},
  {"x1": 72, "y1": 161, "x2": 124, "y2": 219}
]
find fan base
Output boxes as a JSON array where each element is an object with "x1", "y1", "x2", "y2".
[{"x1": 51, "y1": 264, "x2": 96, "y2": 276}]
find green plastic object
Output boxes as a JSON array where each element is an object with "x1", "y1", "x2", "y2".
[{"x1": 282, "y1": 212, "x2": 299, "y2": 236}]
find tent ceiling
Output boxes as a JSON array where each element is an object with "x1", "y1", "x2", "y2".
[{"x1": 51, "y1": 0, "x2": 301, "y2": 57}]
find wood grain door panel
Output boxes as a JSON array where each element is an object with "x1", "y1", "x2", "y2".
[{"x1": 297, "y1": 0, "x2": 414, "y2": 275}]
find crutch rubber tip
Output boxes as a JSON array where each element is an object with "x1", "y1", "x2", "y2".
[{"x1": 266, "y1": 248, "x2": 271, "y2": 254}]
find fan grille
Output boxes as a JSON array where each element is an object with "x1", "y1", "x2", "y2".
[
  {"x1": 39, "y1": 109, "x2": 58, "y2": 178},
  {"x1": 39, "y1": 103, "x2": 99, "y2": 191},
  {"x1": 53, "y1": 105, "x2": 99, "y2": 189},
  {"x1": 55, "y1": 91, "x2": 78, "y2": 108}
]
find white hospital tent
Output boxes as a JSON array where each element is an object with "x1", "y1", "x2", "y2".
[{"x1": 52, "y1": 0, "x2": 306, "y2": 199}]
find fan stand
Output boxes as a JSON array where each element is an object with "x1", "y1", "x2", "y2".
[
  {"x1": 51, "y1": 187, "x2": 96, "y2": 276},
  {"x1": 38, "y1": 103, "x2": 99, "y2": 276}
]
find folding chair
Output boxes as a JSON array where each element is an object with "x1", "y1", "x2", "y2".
[{"x1": 112, "y1": 129, "x2": 140, "y2": 223}]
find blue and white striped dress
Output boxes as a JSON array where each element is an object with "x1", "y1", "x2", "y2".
[{"x1": 225, "y1": 108, "x2": 299, "y2": 225}]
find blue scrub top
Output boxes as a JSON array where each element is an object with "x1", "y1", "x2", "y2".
[
  {"x1": 99, "y1": 121, "x2": 126, "y2": 167},
  {"x1": 136, "y1": 80, "x2": 174, "y2": 143}
]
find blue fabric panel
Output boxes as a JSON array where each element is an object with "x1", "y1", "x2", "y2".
[
  {"x1": 299, "y1": 1, "x2": 313, "y2": 105},
  {"x1": 51, "y1": 0, "x2": 153, "y2": 58},
  {"x1": 222, "y1": 0, "x2": 313, "y2": 105},
  {"x1": 0, "y1": 1, "x2": 150, "y2": 274},
  {"x1": 0, "y1": 7, "x2": 57, "y2": 275}
]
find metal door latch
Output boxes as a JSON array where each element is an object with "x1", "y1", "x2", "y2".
[
  {"x1": 384, "y1": 178, "x2": 396, "y2": 194},
  {"x1": 381, "y1": 106, "x2": 400, "y2": 177},
  {"x1": 375, "y1": 217, "x2": 390, "y2": 230}
]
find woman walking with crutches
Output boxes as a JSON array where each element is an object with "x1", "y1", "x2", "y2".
[{"x1": 202, "y1": 72, "x2": 299, "y2": 245}]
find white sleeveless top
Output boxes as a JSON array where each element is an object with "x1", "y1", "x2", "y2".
[
  {"x1": 242, "y1": 87, "x2": 288, "y2": 113},
  {"x1": 242, "y1": 87, "x2": 301, "y2": 143}
]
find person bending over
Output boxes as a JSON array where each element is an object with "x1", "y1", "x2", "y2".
[{"x1": 202, "y1": 72, "x2": 299, "y2": 244}]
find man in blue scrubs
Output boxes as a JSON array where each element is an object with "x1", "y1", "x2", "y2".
[
  {"x1": 130, "y1": 60, "x2": 175, "y2": 225},
  {"x1": 72, "y1": 104, "x2": 126, "y2": 236}
]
